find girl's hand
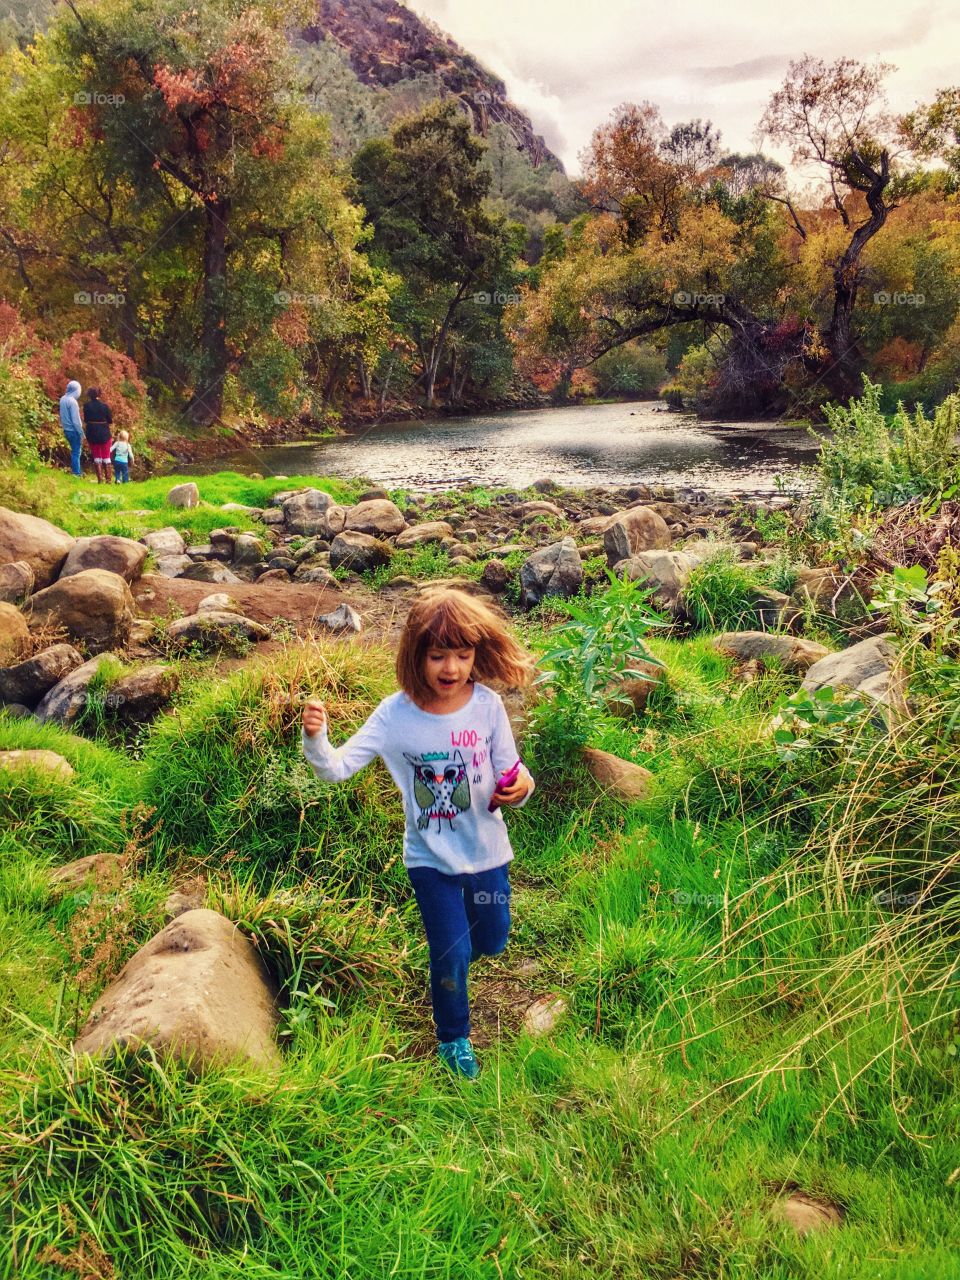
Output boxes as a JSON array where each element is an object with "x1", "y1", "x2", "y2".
[
  {"x1": 490, "y1": 765, "x2": 532, "y2": 809},
  {"x1": 303, "y1": 699, "x2": 327, "y2": 738}
]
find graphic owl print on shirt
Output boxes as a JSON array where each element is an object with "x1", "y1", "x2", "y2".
[{"x1": 405, "y1": 750, "x2": 471, "y2": 832}]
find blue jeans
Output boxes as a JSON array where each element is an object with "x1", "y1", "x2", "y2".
[
  {"x1": 114, "y1": 460, "x2": 129, "y2": 483},
  {"x1": 407, "y1": 862, "x2": 512, "y2": 1042},
  {"x1": 63, "y1": 428, "x2": 83, "y2": 476}
]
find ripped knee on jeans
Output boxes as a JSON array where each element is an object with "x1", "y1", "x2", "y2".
[{"x1": 440, "y1": 974, "x2": 459, "y2": 991}]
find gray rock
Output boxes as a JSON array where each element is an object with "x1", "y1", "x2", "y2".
[
  {"x1": 329, "y1": 531, "x2": 393, "y2": 572},
  {"x1": 0, "y1": 748, "x2": 74, "y2": 779},
  {"x1": 519, "y1": 537, "x2": 583, "y2": 608},
  {"x1": 293, "y1": 564, "x2": 339, "y2": 586},
  {"x1": 281, "y1": 489, "x2": 346, "y2": 538},
  {"x1": 395, "y1": 521, "x2": 454, "y2": 548},
  {"x1": 254, "y1": 567, "x2": 291, "y2": 583},
  {"x1": 141, "y1": 528, "x2": 186, "y2": 558},
  {"x1": 0, "y1": 560, "x2": 35, "y2": 604},
  {"x1": 316, "y1": 603, "x2": 362, "y2": 633},
  {"x1": 232, "y1": 534, "x2": 266, "y2": 567},
  {"x1": 802, "y1": 635, "x2": 898, "y2": 705},
  {"x1": 480, "y1": 560, "x2": 510, "y2": 593},
  {"x1": 0, "y1": 506, "x2": 75, "y2": 590},
  {"x1": 197, "y1": 593, "x2": 241, "y2": 614},
  {"x1": 35, "y1": 653, "x2": 120, "y2": 726},
  {"x1": 59, "y1": 535, "x2": 148, "y2": 584},
  {"x1": 616, "y1": 547, "x2": 701, "y2": 611},
  {"x1": 165, "y1": 611, "x2": 271, "y2": 651},
  {"x1": 179, "y1": 563, "x2": 242, "y2": 585},
  {"x1": 166, "y1": 482, "x2": 200, "y2": 509},
  {"x1": 107, "y1": 664, "x2": 179, "y2": 723},
  {"x1": 0, "y1": 643, "x2": 84, "y2": 707},
  {"x1": 523, "y1": 996, "x2": 568, "y2": 1036},
  {"x1": 24, "y1": 570, "x2": 135, "y2": 655},
  {"x1": 344, "y1": 498, "x2": 406, "y2": 538},
  {"x1": 154, "y1": 554, "x2": 194, "y2": 578},
  {"x1": 715, "y1": 632, "x2": 831, "y2": 674},
  {"x1": 74, "y1": 909, "x2": 280, "y2": 1071},
  {"x1": 603, "y1": 507, "x2": 671, "y2": 566}
]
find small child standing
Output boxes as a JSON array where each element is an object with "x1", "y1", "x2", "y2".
[
  {"x1": 302, "y1": 587, "x2": 536, "y2": 1080},
  {"x1": 110, "y1": 431, "x2": 134, "y2": 483}
]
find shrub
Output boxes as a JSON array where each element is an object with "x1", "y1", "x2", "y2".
[
  {"x1": 814, "y1": 374, "x2": 960, "y2": 511},
  {"x1": 681, "y1": 548, "x2": 763, "y2": 631}
]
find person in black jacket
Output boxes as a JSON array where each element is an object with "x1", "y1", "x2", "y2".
[{"x1": 82, "y1": 387, "x2": 113, "y2": 484}]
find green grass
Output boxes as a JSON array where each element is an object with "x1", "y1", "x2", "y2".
[
  {"x1": 0, "y1": 465, "x2": 363, "y2": 544},
  {"x1": 0, "y1": 473, "x2": 958, "y2": 1277}
]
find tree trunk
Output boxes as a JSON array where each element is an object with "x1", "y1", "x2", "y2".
[
  {"x1": 186, "y1": 198, "x2": 231, "y2": 426},
  {"x1": 823, "y1": 152, "x2": 891, "y2": 400},
  {"x1": 357, "y1": 353, "x2": 371, "y2": 399}
]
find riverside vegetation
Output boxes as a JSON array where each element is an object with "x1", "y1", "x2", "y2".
[{"x1": 1, "y1": 379, "x2": 959, "y2": 1277}]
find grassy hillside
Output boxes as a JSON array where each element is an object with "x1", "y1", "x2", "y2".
[{"x1": 1, "y1": 533, "x2": 958, "y2": 1275}]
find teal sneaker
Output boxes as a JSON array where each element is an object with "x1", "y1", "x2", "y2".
[{"x1": 437, "y1": 1037, "x2": 481, "y2": 1080}]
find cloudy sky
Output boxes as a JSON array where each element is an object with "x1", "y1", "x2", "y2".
[{"x1": 411, "y1": 0, "x2": 957, "y2": 175}]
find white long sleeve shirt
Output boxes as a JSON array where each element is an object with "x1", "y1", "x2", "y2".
[{"x1": 301, "y1": 682, "x2": 533, "y2": 876}]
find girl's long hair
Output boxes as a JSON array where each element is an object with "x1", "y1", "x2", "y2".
[{"x1": 396, "y1": 587, "x2": 535, "y2": 704}]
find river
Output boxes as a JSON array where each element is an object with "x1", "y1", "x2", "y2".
[{"x1": 185, "y1": 400, "x2": 823, "y2": 495}]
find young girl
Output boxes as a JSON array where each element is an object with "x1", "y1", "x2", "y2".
[
  {"x1": 110, "y1": 430, "x2": 134, "y2": 483},
  {"x1": 302, "y1": 587, "x2": 535, "y2": 1080}
]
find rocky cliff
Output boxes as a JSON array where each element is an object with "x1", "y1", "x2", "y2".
[{"x1": 302, "y1": 0, "x2": 562, "y2": 170}]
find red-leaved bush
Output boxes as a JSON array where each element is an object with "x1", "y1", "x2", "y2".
[{"x1": 0, "y1": 301, "x2": 146, "y2": 429}]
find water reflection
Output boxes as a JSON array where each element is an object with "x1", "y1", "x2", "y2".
[{"x1": 184, "y1": 400, "x2": 822, "y2": 493}]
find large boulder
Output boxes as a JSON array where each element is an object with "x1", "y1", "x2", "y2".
[
  {"x1": 35, "y1": 653, "x2": 119, "y2": 726},
  {"x1": 74, "y1": 909, "x2": 280, "y2": 1071},
  {"x1": 0, "y1": 507, "x2": 75, "y2": 590},
  {"x1": 165, "y1": 610, "x2": 271, "y2": 651},
  {"x1": 519, "y1": 538, "x2": 583, "y2": 609},
  {"x1": 0, "y1": 560, "x2": 35, "y2": 604},
  {"x1": 329, "y1": 530, "x2": 393, "y2": 572},
  {"x1": 141, "y1": 527, "x2": 187, "y2": 558},
  {"x1": 179, "y1": 562, "x2": 242, "y2": 584},
  {"x1": 0, "y1": 643, "x2": 83, "y2": 707},
  {"x1": 715, "y1": 632, "x2": 831, "y2": 674},
  {"x1": 801, "y1": 635, "x2": 899, "y2": 705},
  {"x1": 0, "y1": 748, "x2": 74, "y2": 780},
  {"x1": 107, "y1": 664, "x2": 180, "y2": 723},
  {"x1": 603, "y1": 507, "x2": 671, "y2": 567},
  {"x1": 24, "y1": 569, "x2": 135, "y2": 655},
  {"x1": 281, "y1": 489, "x2": 346, "y2": 538},
  {"x1": 615, "y1": 550, "x2": 697, "y2": 612},
  {"x1": 0, "y1": 603, "x2": 29, "y2": 665},
  {"x1": 395, "y1": 521, "x2": 454, "y2": 548},
  {"x1": 344, "y1": 498, "x2": 406, "y2": 538},
  {"x1": 154, "y1": 554, "x2": 194, "y2": 578},
  {"x1": 581, "y1": 748, "x2": 653, "y2": 801},
  {"x1": 59, "y1": 535, "x2": 149, "y2": 584},
  {"x1": 231, "y1": 533, "x2": 267, "y2": 567},
  {"x1": 166, "y1": 482, "x2": 199, "y2": 509}
]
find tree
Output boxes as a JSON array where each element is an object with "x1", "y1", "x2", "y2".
[
  {"x1": 54, "y1": 0, "x2": 360, "y2": 425},
  {"x1": 353, "y1": 99, "x2": 520, "y2": 407},
  {"x1": 756, "y1": 55, "x2": 923, "y2": 397}
]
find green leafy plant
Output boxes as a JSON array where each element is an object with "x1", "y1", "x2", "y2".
[
  {"x1": 529, "y1": 571, "x2": 669, "y2": 758},
  {"x1": 681, "y1": 548, "x2": 764, "y2": 631},
  {"x1": 770, "y1": 685, "x2": 875, "y2": 763}
]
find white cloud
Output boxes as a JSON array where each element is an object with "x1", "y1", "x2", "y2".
[{"x1": 410, "y1": 0, "x2": 959, "y2": 174}]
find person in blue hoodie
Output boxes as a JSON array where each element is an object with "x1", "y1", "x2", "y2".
[{"x1": 58, "y1": 380, "x2": 84, "y2": 477}]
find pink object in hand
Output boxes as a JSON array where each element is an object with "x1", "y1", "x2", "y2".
[{"x1": 489, "y1": 759, "x2": 521, "y2": 810}]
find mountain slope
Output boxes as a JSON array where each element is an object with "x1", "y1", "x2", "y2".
[{"x1": 301, "y1": 0, "x2": 562, "y2": 170}]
